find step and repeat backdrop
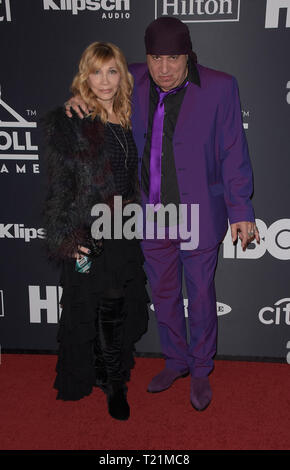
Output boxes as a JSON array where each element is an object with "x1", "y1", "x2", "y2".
[{"x1": 0, "y1": 0, "x2": 289, "y2": 361}]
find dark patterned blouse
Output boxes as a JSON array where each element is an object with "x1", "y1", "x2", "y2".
[{"x1": 104, "y1": 122, "x2": 138, "y2": 200}]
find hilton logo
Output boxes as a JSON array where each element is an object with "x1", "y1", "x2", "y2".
[{"x1": 155, "y1": 0, "x2": 240, "y2": 23}]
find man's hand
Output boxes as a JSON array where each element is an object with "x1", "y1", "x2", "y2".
[
  {"x1": 230, "y1": 221, "x2": 260, "y2": 251},
  {"x1": 64, "y1": 95, "x2": 89, "y2": 119}
]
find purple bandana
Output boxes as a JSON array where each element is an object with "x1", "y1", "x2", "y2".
[{"x1": 145, "y1": 16, "x2": 197, "y2": 62}]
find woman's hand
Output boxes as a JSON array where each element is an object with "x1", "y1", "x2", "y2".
[
  {"x1": 73, "y1": 246, "x2": 91, "y2": 259},
  {"x1": 64, "y1": 95, "x2": 89, "y2": 119}
]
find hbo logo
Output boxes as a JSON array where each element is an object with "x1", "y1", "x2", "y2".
[{"x1": 223, "y1": 218, "x2": 290, "y2": 260}]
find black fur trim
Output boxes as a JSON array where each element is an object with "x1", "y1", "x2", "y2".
[{"x1": 42, "y1": 107, "x2": 138, "y2": 260}]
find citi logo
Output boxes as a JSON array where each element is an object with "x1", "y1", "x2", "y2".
[
  {"x1": 265, "y1": 0, "x2": 290, "y2": 29},
  {"x1": 43, "y1": 0, "x2": 130, "y2": 15},
  {"x1": 155, "y1": 0, "x2": 240, "y2": 23},
  {"x1": 258, "y1": 298, "x2": 290, "y2": 326},
  {"x1": 0, "y1": 0, "x2": 11, "y2": 22},
  {"x1": 223, "y1": 218, "x2": 290, "y2": 260},
  {"x1": 150, "y1": 300, "x2": 232, "y2": 317},
  {"x1": 0, "y1": 224, "x2": 45, "y2": 242}
]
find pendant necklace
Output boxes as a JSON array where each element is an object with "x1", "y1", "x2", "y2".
[{"x1": 107, "y1": 121, "x2": 129, "y2": 169}]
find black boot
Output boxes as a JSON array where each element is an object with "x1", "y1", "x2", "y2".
[
  {"x1": 94, "y1": 340, "x2": 107, "y2": 389},
  {"x1": 106, "y1": 382, "x2": 130, "y2": 421},
  {"x1": 94, "y1": 309, "x2": 107, "y2": 389},
  {"x1": 97, "y1": 296, "x2": 130, "y2": 421}
]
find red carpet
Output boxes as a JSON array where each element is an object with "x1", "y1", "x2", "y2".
[{"x1": 0, "y1": 354, "x2": 289, "y2": 450}]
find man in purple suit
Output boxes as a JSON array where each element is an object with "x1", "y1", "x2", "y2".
[{"x1": 66, "y1": 17, "x2": 259, "y2": 411}]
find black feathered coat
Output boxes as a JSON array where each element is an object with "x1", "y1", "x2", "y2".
[{"x1": 43, "y1": 107, "x2": 139, "y2": 260}]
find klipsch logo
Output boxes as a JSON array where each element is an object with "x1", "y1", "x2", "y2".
[
  {"x1": 0, "y1": 0, "x2": 11, "y2": 22},
  {"x1": 265, "y1": 0, "x2": 290, "y2": 28},
  {"x1": 155, "y1": 0, "x2": 240, "y2": 23},
  {"x1": 0, "y1": 87, "x2": 39, "y2": 175},
  {"x1": 258, "y1": 298, "x2": 290, "y2": 326},
  {"x1": 43, "y1": 0, "x2": 131, "y2": 19},
  {"x1": 0, "y1": 224, "x2": 45, "y2": 242}
]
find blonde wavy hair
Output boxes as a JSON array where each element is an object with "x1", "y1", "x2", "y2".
[{"x1": 71, "y1": 42, "x2": 133, "y2": 128}]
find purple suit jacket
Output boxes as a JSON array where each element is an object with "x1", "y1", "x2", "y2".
[{"x1": 129, "y1": 62, "x2": 255, "y2": 249}]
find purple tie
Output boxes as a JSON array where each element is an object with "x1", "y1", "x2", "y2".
[{"x1": 149, "y1": 81, "x2": 189, "y2": 208}]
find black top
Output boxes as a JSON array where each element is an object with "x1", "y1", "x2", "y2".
[
  {"x1": 141, "y1": 57, "x2": 201, "y2": 207},
  {"x1": 105, "y1": 122, "x2": 138, "y2": 199}
]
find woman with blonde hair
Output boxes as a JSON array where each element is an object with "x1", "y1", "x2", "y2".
[{"x1": 43, "y1": 42, "x2": 148, "y2": 420}]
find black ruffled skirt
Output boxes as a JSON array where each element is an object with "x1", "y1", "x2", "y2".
[{"x1": 54, "y1": 237, "x2": 149, "y2": 401}]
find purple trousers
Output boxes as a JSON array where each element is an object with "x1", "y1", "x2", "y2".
[{"x1": 141, "y1": 236, "x2": 219, "y2": 378}]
